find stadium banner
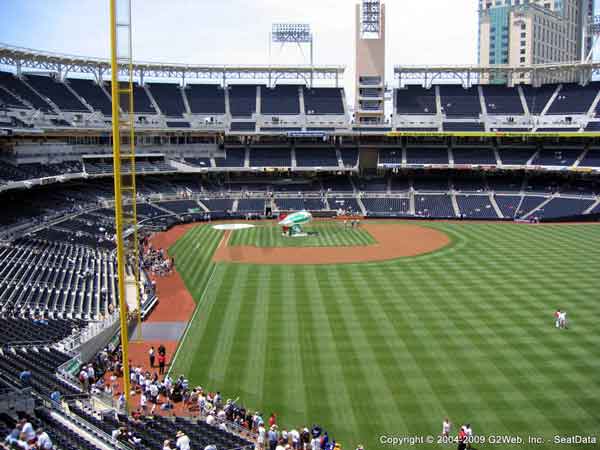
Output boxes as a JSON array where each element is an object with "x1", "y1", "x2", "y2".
[
  {"x1": 385, "y1": 131, "x2": 600, "y2": 138},
  {"x1": 287, "y1": 131, "x2": 327, "y2": 138}
]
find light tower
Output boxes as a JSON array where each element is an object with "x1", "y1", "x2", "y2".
[
  {"x1": 270, "y1": 23, "x2": 314, "y2": 86},
  {"x1": 355, "y1": 0, "x2": 386, "y2": 125}
]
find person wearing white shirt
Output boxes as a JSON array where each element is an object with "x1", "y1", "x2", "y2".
[
  {"x1": 206, "y1": 413, "x2": 216, "y2": 426},
  {"x1": 20, "y1": 420, "x2": 35, "y2": 441},
  {"x1": 442, "y1": 417, "x2": 451, "y2": 437},
  {"x1": 311, "y1": 437, "x2": 320, "y2": 450},
  {"x1": 140, "y1": 392, "x2": 147, "y2": 413},
  {"x1": 36, "y1": 429, "x2": 53, "y2": 450},
  {"x1": 175, "y1": 431, "x2": 190, "y2": 450}
]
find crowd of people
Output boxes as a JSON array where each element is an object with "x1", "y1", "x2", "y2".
[
  {"x1": 4, "y1": 418, "x2": 53, "y2": 449},
  {"x1": 142, "y1": 243, "x2": 174, "y2": 277}
]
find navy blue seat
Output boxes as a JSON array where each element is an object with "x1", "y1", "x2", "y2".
[
  {"x1": 482, "y1": 85, "x2": 524, "y2": 115},
  {"x1": 395, "y1": 85, "x2": 436, "y2": 114},
  {"x1": 185, "y1": 84, "x2": 226, "y2": 114},
  {"x1": 228, "y1": 85, "x2": 257, "y2": 117},
  {"x1": 68, "y1": 78, "x2": 112, "y2": 115},
  {"x1": 148, "y1": 83, "x2": 186, "y2": 117},
  {"x1": 25, "y1": 75, "x2": 88, "y2": 112},
  {"x1": 261, "y1": 85, "x2": 300, "y2": 115},
  {"x1": 303, "y1": 87, "x2": 344, "y2": 114},
  {"x1": 439, "y1": 85, "x2": 481, "y2": 118}
]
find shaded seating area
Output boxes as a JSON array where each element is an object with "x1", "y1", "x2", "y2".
[
  {"x1": 303, "y1": 87, "x2": 344, "y2": 114},
  {"x1": 185, "y1": 84, "x2": 226, "y2": 114},
  {"x1": 395, "y1": 85, "x2": 436, "y2": 114}
]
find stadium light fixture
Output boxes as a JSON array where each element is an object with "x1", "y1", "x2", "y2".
[{"x1": 270, "y1": 23, "x2": 315, "y2": 87}]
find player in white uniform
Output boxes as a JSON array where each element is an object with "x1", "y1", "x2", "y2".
[{"x1": 442, "y1": 417, "x2": 451, "y2": 437}]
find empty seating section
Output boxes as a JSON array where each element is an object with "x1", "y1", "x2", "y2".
[
  {"x1": 261, "y1": 85, "x2": 300, "y2": 114},
  {"x1": 547, "y1": 83, "x2": 599, "y2": 115},
  {"x1": 228, "y1": 85, "x2": 257, "y2": 116},
  {"x1": 0, "y1": 87, "x2": 27, "y2": 109},
  {"x1": 156, "y1": 200, "x2": 200, "y2": 214},
  {"x1": 487, "y1": 175, "x2": 523, "y2": 192},
  {"x1": 0, "y1": 348, "x2": 83, "y2": 396},
  {"x1": 494, "y1": 195, "x2": 522, "y2": 218},
  {"x1": 136, "y1": 203, "x2": 166, "y2": 218},
  {"x1": 516, "y1": 196, "x2": 547, "y2": 217},
  {"x1": 412, "y1": 175, "x2": 449, "y2": 191},
  {"x1": 406, "y1": 147, "x2": 448, "y2": 165},
  {"x1": 362, "y1": 197, "x2": 410, "y2": 216},
  {"x1": 497, "y1": 147, "x2": 536, "y2": 165},
  {"x1": 237, "y1": 199, "x2": 265, "y2": 212},
  {"x1": 0, "y1": 161, "x2": 83, "y2": 183},
  {"x1": 378, "y1": 148, "x2": 402, "y2": 165},
  {"x1": 0, "y1": 71, "x2": 52, "y2": 111},
  {"x1": 521, "y1": 84, "x2": 556, "y2": 114},
  {"x1": 359, "y1": 178, "x2": 388, "y2": 192},
  {"x1": 303, "y1": 88, "x2": 344, "y2": 114},
  {"x1": 390, "y1": 177, "x2": 410, "y2": 191},
  {"x1": 580, "y1": 149, "x2": 600, "y2": 167},
  {"x1": 185, "y1": 84, "x2": 226, "y2": 114},
  {"x1": 322, "y1": 177, "x2": 353, "y2": 191},
  {"x1": 295, "y1": 147, "x2": 338, "y2": 167},
  {"x1": 452, "y1": 147, "x2": 496, "y2": 165},
  {"x1": 439, "y1": 85, "x2": 481, "y2": 117},
  {"x1": 329, "y1": 197, "x2": 361, "y2": 212},
  {"x1": 0, "y1": 318, "x2": 81, "y2": 345},
  {"x1": 230, "y1": 122, "x2": 256, "y2": 132},
  {"x1": 452, "y1": 175, "x2": 486, "y2": 192},
  {"x1": 199, "y1": 199, "x2": 234, "y2": 212},
  {"x1": 214, "y1": 148, "x2": 245, "y2": 167},
  {"x1": 340, "y1": 148, "x2": 359, "y2": 167},
  {"x1": 535, "y1": 198, "x2": 594, "y2": 219},
  {"x1": 25, "y1": 75, "x2": 87, "y2": 112},
  {"x1": 442, "y1": 122, "x2": 485, "y2": 132},
  {"x1": 67, "y1": 78, "x2": 112, "y2": 115},
  {"x1": 395, "y1": 85, "x2": 436, "y2": 114},
  {"x1": 106, "y1": 82, "x2": 154, "y2": 114},
  {"x1": 276, "y1": 197, "x2": 326, "y2": 210},
  {"x1": 456, "y1": 195, "x2": 498, "y2": 218},
  {"x1": 148, "y1": 83, "x2": 185, "y2": 117},
  {"x1": 584, "y1": 121, "x2": 600, "y2": 131},
  {"x1": 0, "y1": 237, "x2": 117, "y2": 318},
  {"x1": 166, "y1": 121, "x2": 190, "y2": 128},
  {"x1": 482, "y1": 85, "x2": 524, "y2": 115},
  {"x1": 532, "y1": 148, "x2": 582, "y2": 166},
  {"x1": 414, "y1": 194, "x2": 455, "y2": 217},
  {"x1": 249, "y1": 148, "x2": 291, "y2": 167}
]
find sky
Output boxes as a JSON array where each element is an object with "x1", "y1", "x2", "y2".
[{"x1": 0, "y1": 0, "x2": 479, "y2": 104}]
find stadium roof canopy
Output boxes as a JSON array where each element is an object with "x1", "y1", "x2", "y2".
[
  {"x1": 0, "y1": 43, "x2": 345, "y2": 87},
  {"x1": 394, "y1": 61, "x2": 600, "y2": 88}
]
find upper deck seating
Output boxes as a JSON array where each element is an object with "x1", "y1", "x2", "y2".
[
  {"x1": 228, "y1": 85, "x2": 257, "y2": 117},
  {"x1": 249, "y1": 147, "x2": 291, "y2": 167},
  {"x1": 439, "y1": 85, "x2": 481, "y2": 118},
  {"x1": 547, "y1": 82, "x2": 600, "y2": 115},
  {"x1": 521, "y1": 84, "x2": 557, "y2": 114},
  {"x1": 261, "y1": 85, "x2": 300, "y2": 115},
  {"x1": 214, "y1": 148, "x2": 245, "y2": 167},
  {"x1": 185, "y1": 84, "x2": 226, "y2": 114},
  {"x1": 67, "y1": 78, "x2": 112, "y2": 115},
  {"x1": 25, "y1": 75, "x2": 88, "y2": 112},
  {"x1": 395, "y1": 85, "x2": 436, "y2": 114},
  {"x1": 147, "y1": 83, "x2": 186, "y2": 117},
  {"x1": 482, "y1": 85, "x2": 524, "y2": 115},
  {"x1": 0, "y1": 71, "x2": 52, "y2": 111},
  {"x1": 303, "y1": 87, "x2": 344, "y2": 114}
]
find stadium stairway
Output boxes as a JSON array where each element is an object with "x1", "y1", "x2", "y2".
[
  {"x1": 522, "y1": 196, "x2": 554, "y2": 219},
  {"x1": 451, "y1": 193, "x2": 460, "y2": 217},
  {"x1": 489, "y1": 193, "x2": 504, "y2": 219},
  {"x1": 584, "y1": 197, "x2": 600, "y2": 214}
]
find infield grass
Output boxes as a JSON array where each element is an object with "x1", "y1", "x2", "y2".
[
  {"x1": 228, "y1": 221, "x2": 376, "y2": 247},
  {"x1": 170, "y1": 222, "x2": 600, "y2": 450}
]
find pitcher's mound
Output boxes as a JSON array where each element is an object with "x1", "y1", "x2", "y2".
[{"x1": 213, "y1": 223, "x2": 451, "y2": 265}]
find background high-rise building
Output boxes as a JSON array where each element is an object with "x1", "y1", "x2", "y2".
[{"x1": 478, "y1": 0, "x2": 595, "y2": 84}]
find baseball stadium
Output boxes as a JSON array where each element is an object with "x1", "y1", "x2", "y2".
[{"x1": 0, "y1": 1, "x2": 598, "y2": 450}]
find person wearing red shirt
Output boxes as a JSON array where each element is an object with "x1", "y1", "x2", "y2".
[{"x1": 268, "y1": 412, "x2": 277, "y2": 428}]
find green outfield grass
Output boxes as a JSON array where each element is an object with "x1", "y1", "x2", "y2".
[
  {"x1": 170, "y1": 222, "x2": 600, "y2": 450},
  {"x1": 228, "y1": 222, "x2": 376, "y2": 247}
]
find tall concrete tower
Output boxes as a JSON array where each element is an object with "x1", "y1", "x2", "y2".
[{"x1": 355, "y1": 0, "x2": 386, "y2": 125}]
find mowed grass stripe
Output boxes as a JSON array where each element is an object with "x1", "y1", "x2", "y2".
[
  {"x1": 228, "y1": 222, "x2": 376, "y2": 248},
  {"x1": 172, "y1": 222, "x2": 600, "y2": 450}
]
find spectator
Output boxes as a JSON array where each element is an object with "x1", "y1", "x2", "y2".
[
  {"x1": 175, "y1": 430, "x2": 191, "y2": 450},
  {"x1": 149, "y1": 346, "x2": 156, "y2": 368},
  {"x1": 36, "y1": 428, "x2": 53, "y2": 450}
]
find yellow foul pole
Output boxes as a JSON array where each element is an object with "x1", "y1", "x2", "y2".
[{"x1": 109, "y1": 0, "x2": 131, "y2": 409}]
